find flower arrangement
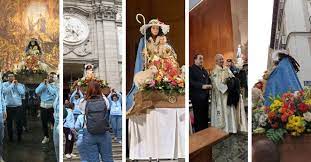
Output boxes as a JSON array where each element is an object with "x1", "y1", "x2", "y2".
[
  {"x1": 253, "y1": 88, "x2": 311, "y2": 143},
  {"x1": 72, "y1": 78, "x2": 109, "y2": 91},
  {"x1": 142, "y1": 58, "x2": 185, "y2": 94},
  {"x1": 24, "y1": 55, "x2": 40, "y2": 71}
]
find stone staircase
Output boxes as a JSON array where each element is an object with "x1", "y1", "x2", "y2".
[{"x1": 63, "y1": 134, "x2": 122, "y2": 162}]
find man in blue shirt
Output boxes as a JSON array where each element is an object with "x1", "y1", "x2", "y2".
[
  {"x1": 0, "y1": 74, "x2": 7, "y2": 162},
  {"x1": 36, "y1": 72, "x2": 57, "y2": 144},
  {"x1": 3, "y1": 72, "x2": 25, "y2": 142},
  {"x1": 44, "y1": 74, "x2": 59, "y2": 162}
]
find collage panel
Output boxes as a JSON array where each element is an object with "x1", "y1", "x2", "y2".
[
  {"x1": 189, "y1": 0, "x2": 248, "y2": 161},
  {"x1": 251, "y1": 0, "x2": 311, "y2": 162},
  {"x1": 0, "y1": 0, "x2": 60, "y2": 161},
  {"x1": 62, "y1": 0, "x2": 123, "y2": 162},
  {"x1": 126, "y1": 0, "x2": 186, "y2": 161}
]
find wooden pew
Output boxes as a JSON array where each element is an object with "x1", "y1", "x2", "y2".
[{"x1": 189, "y1": 127, "x2": 229, "y2": 162}]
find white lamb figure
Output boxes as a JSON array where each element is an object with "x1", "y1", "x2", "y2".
[{"x1": 134, "y1": 65, "x2": 158, "y2": 88}]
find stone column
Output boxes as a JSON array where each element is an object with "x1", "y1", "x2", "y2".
[
  {"x1": 93, "y1": 2, "x2": 107, "y2": 81},
  {"x1": 101, "y1": 4, "x2": 121, "y2": 90}
]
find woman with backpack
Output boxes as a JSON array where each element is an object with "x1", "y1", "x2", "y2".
[{"x1": 81, "y1": 81, "x2": 113, "y2": 162}]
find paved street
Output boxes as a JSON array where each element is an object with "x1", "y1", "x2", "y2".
[{"x1": 4, "y1": 115, "x2": 57, "y2": 162}]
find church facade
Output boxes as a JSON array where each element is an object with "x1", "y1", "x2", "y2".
[
  {"x1": 63, "y1": 0, "x2": 122, "y2": 90},
  {"x1": 270, "y1": 0, "x2": 311, "y2": 86}
]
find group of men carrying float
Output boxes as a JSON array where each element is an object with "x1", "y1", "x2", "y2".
[
  {"x1": 0, "y1": 71, "x2": 60, "y2": 162},
  {"x1": 0, "y1": 38, "x2": 60, "y2": 162}
]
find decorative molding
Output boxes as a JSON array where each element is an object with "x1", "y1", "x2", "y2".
[
  {"x1": 91, "y1": 2, "x2": 118, "y2": 21},
  {"x1": 63, "y1": 15, "x2": 90, "y2": 46},
  {"x1": 64, "y1": 7, "x2": 90, "y2": 18},
  {"x1": 115, "y1": 6, "x2": 122, "y2": 22},
  {"x1": 64, "y1": 40, "x2": 92, "y2": 57}
]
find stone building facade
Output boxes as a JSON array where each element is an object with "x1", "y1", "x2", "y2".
[
  {"x1": 63, "y1": 0, "x2": 122, "y2": 90},
  {"x1": 270, "y1": 0, "x2": 311, "y2": 86}
]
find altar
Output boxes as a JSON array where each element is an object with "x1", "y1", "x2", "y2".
[
  {"x1": 128, "y1": 108, "x2": 185, "y2": 160},
  {"x1": 127, "y1": 91, "x2": 185, "y2": 160}
]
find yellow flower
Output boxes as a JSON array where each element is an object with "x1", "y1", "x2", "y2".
[
  {"x1": 286, "y1": 115, "x2": 305, "y2": 135},
  {"x1": 305, "y1": 99, "x2": 311, "y2": 106},
  {"x1": 155, "y1": 75, "x2": 162, "y2": 82},
  {"x1": 270, "y1": 100, "x2": 283, "y2": 112}
]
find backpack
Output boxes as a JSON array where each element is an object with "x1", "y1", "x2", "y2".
[{"x1": 85, "y1": 96, "x2": 111, "y2": 134}]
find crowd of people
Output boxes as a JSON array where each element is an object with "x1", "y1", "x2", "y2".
[
  {"x1": 190, "y1": 53, "x2": 248, "y2": 133},
  {"x1": 63, "y1": 81, "x2": 122, "y2": 162},
  {"x1": 0, "y1": 71, "x2": 60, "y2": 162}
]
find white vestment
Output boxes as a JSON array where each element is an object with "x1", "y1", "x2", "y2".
[{"x1": 210, "y1": 65, "x2": 238, "y2": 133}]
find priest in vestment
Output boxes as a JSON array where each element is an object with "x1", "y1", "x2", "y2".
[{"x1": 211, "y1": 54, "x2": 238, "y2": 133}]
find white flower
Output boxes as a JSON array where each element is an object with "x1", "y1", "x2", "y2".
[
  {"x1": 294, "y1": 91, "x2": 303, "y2": 97},
  {"x1": 151, "y1": 55, "x2": 160, "y2": 61},
  {"x1": 258, "y1": 114, "x2": 268, "y2": 127},
  {"x1": 163, "y1": 76, "x2": 169, "y2": 82},
  {"x1": 303, "y1": 112, "x2": 311, "y2": 122}
]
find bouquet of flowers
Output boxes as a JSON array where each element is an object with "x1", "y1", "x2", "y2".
[
  {"x1": 142, "y1": 58, "x2": 185, "y2": 94},
  {"x1": 252, "y1": 88, "x2": 311, "y2": 143},
  {"x1": 72, "y1": 78, "x2": 109, "y2": 91},
  {"x1": 24, "y1": 55, "x2": 40, "y2": 71}
]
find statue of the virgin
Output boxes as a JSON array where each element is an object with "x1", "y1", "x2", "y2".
[{"x1": 126, "y1": 17, "x2": 181, "y2": 110}]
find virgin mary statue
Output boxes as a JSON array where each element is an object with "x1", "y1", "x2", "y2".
[
  {"x1": 264, "y1": 50, "x2": 303, "y2": 106},
  {"x1": 126, "y1": 18, "x2": 177, "y2": 110}
]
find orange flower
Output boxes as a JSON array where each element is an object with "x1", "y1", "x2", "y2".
[
  {"x1": 268, "y1": 111, "x2": 276, "y2": 120},
  {"x1": 155, "y1": 74, "x2": 162, "y2": 82},
  {"x1": 178, "y1": 82, "x2": 184, "y2": 88}
]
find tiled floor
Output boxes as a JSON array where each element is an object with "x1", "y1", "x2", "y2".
[{"x1": 213, "y1": 133, "x2": 248, "y2": 162}]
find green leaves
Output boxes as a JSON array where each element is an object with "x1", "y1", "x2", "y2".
[{"x1": 266, "y1": 128, "x2": 287, "y2": 143}]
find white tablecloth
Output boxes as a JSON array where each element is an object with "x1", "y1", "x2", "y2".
[{"x1": 128, "y1": 108, "x2": 185, "y2": 160}]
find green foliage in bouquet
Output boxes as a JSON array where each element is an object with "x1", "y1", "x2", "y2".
[
  {"x1": 266, "y1": 128, "x2": 287, "y2": 143},
  {"x1": 252, "y1": 88, "x2": 311, "y2": 143},
  {"x1": 143, "y1": 79, "x2": 185, "y2": 95}
]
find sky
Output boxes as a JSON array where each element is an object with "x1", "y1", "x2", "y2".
[{"x1": 249, "y1": 0, "x2": 274, "y2": 87}]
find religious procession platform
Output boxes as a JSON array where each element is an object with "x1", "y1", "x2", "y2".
[{"x1": 127, "y1": 91, "x2": 185, "y2": 160}]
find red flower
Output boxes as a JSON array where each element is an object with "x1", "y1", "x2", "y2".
[
  {"x1": 298, "y1": 103, "x2": 309, "y2": 113},
  {"x1": 171, "y1": 80, "x2": 177, "y2": 86},
  {"x1": 288, "y1": 102, "x2": 296, "y2": 112},
  {"x1": 282, "y1": 93, "x2": 294, "y2": 103},
  {"x1": 268, "y1": 111, "x2": 276, "y2": 120},
  {"x1": 281, "y1": 114, "x2": 289, "y2": 122},
  {"x1": 271, "y1": 123, "x2": 279, "y2": 129}
]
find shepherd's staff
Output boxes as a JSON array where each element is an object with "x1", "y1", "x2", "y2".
[{"x1": 136, "y1": 14, "x2": 147, "y2": 69}]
